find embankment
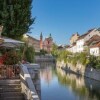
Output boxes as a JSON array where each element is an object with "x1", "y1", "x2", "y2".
[{"x1": 56, "y1": 61, "x2": 100, "y2": 81}]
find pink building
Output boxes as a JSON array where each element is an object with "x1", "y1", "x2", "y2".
[{"x1": 40, "y1": 33, "x2": 53, "y2": 53}]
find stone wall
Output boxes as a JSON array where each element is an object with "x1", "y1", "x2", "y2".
[
  {"x1": 84, "y1": 68, "x2": 100, "y2": 81},
  {"x1": 20, "y1": 63, "x2": 40, "y2": 100},
  {"x1": 57, "y1": 60, "x2": 100, "y2": 81}
]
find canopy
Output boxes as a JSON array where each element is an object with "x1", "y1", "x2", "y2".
[{"x1": 0, "y1": 37, "x2": 24, "y2": 48}]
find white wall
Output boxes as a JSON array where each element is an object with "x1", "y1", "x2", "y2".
[
  {"x1": 90, "y1": 47, "x2": 100, "y2": 56},
  {"x1": 66, "y1": 45, "x2": 77, "y2": 53},
  {"x1": 76, "y1": 29, "x2": 100, "y2": 53},
  {"x1": 72, "y1": 45, "x2": 77, "y2": 53},
  {"x1": 76, "y1": 39, "x2": 84, "y2": 52}
]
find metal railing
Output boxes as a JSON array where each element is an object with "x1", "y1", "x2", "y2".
[{"x1": 0, "y1": 64, "x2": 20, "y2": 79}]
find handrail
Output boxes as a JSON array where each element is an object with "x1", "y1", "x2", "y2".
[{"x1": 19, "y1": 63, "x2": 40, "y2": 100}]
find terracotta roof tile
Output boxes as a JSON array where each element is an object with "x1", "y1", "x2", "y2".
[
  {"x1": 90, "y1": 41, "x2": 100, "y2": 48},
  {"x1": 77, "y1": 29, "x2": 95, "y2": 41},
  {"x1": 85, "y1": 35, "x2": 100, "y2": 46}
]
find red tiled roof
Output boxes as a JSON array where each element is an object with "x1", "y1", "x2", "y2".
[
  {"x1": 77, "y1": 34, "x2": 87, "y2": 40},
  {"x1": 84, "y1": 35, "x2": 100, "y2": 46},
  {"x1": 72, "y1": 42, "x2": 76, "y2": 46},
  {"x1": 77, "y1": 29, "x2": 95, "y2": 41},
  {"x1": 90, "y1": 41, "x2": 100, "y2": 48}
]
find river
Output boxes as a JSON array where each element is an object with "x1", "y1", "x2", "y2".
[{"x1": 38, "y1": 62, "x2": 100, "y2": 100}]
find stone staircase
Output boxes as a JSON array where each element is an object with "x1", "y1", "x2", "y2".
[{"x1": 0, "y1": 79, "x2": 25, "y2": 100}]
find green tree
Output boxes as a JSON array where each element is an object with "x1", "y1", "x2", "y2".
[
  {"x1": 18, "y1": 45, "x2": 35, "y2": 63},
  {"x1": 40, "y1": 49, "x2": 47, "y2": 55},
  {"x1": 0, "y1": 0, "x2": 35, "y2": 39},
  {"x1": 51, "y1": 43, "x2": 58, "y2": 57}
]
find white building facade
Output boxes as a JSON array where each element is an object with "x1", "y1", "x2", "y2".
[
  {"x1": 76, "y1": 39, "x2": 85, "y2": 52},
  {"x1": 76, "y1": 29, "x2": 100, "y2": 53},
  {"x1": 66, "y1": 28, "x2": 100, "y2": 54},
  {"x1": 90, "y1": 47, "x2": 100, "y2": 56}
]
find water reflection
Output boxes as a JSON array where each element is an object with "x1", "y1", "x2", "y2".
[
  {"x1": 57, "y1": 68, "x2": 100, "y2": 100},
  {"x1": 41, "y1": 67, "x2": 53, "y2": 84},
  {"x1": 39, "y1": 62, "x2": 100, "y2": 100}
]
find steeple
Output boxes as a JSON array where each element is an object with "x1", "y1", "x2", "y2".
[
  {"x1": 40, "y1": 32, "x2": 43, "y2": 40},
  {"x1": 49, "y1": 33, "x2": 51, "y2": 38},
  {"x1": 49, "y1": 33, "x2": 53, "y2": 40},
  {"x1": 40, "y1": 32, "x2": 43, "y2": 49}
]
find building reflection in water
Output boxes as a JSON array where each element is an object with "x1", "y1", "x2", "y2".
[
  {"x1": 41, "y1": 67, "x2": 52, "y2": 84},
  {"x1": 39, "y1": 62, "x2": 55, "y2": 84},
  {"x1": 37, "y1": 62, "x2": 100, "y2": 100}
]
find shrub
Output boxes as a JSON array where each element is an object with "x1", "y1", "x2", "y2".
[{"x1": 18, "y1": 45, "x2": 35, "y2": 63}]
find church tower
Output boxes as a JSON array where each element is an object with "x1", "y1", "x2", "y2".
[{"x1": 40, "y1": 32, "x2": 43, "y2": 49}]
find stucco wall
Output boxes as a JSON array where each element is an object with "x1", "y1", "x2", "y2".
[
  {"x1": 70, "y1": 33, "x2": 79, "y2": 45},
  {"x1": 76, "y1": 39, "x2": 85, "y2": 52}
]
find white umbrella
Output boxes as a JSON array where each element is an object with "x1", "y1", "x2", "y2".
[{"x1": 0, "y1": 37, "x2": 24, "y2": 48}]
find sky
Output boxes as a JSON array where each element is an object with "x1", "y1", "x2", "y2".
[{"x1": 30, "y1": 0, "x2": 100, "y2": 45}]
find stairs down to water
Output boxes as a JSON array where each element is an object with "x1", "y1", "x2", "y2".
[{"x1": 0, "y1": 79, "x2": 25, "y2": 100}]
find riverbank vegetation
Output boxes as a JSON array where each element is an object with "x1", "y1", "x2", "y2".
[
  {"x1": 51, "y1": 45, "x2": 100, "y2": 69},
  {"x1": 88, "y1": 55, "x2": 100, "y2": 69}
]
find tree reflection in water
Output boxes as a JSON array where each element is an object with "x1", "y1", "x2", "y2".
[
  {"x1": 56, "y1": 67, "x2": 100, "y2": 100},
  {"x1": 38, "y1": 62, "x2": 100, "y2": 100}
]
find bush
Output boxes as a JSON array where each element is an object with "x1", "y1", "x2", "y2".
[
  {"x1": 88, "y1": 55, "x2": 100, "y2": 69},
  {"x1": 40, "y1": 49, "x2": 47, "y2": 55},
  {"x1": 25, "y1": 46, "x2": 35, "y2": 63},
  {"x1": 18, "y1": 45, "x2": 35, "y2": 63}
]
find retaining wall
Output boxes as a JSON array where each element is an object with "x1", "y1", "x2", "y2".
[{"x1": 57, "y1": 61, "x2": 100, "y2": 81}]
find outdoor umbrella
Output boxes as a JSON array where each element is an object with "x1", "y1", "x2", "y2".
[{"x1": 0, "y1": 37, "x2": 24, "y2": 48}]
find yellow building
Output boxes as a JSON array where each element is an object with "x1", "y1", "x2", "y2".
[
  {"x1": 26, "y1": 35, "x2": 40, "y2": 52},
  {"x1": 70, "y1": 33, "x2": 80, "y2": 45}
]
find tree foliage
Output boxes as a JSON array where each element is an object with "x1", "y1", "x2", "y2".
[
  {"x1": 57, "y1": 50, "x2": 100, "y2": 69},
  {"x1": 88, "y1": 55, "x2": 100, "y2": 69},
  {"x1": 51, "y1": 43, "x2": 58, "y2": 57},
  {"x1": 0, "y1": 0, "x2": 35, "y2": 39},
  {"x1": 18, "y1": 45, "x2": 35, "y2": 63}
]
